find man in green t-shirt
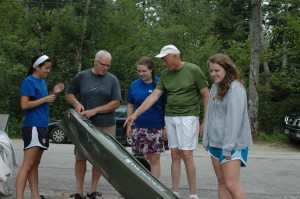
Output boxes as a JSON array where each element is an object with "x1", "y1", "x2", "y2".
[{"x1": 124, "y1": 45, "x2": 209, "y2": 199}]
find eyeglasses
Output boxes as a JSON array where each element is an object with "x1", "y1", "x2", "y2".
[{"x1": 96, "y1": 60, "x2": 111, "y2": 67}]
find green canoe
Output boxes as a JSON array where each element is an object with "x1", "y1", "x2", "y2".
[{"x1": 58, "y1": 109, "x2": 179, "y2": 199}]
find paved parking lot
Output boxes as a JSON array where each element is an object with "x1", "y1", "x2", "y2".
[{"x1": 3, "y1": 140, "x2": 300, "y2": 199}]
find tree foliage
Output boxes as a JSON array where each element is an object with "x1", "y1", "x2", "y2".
[{"x1": 0, "y1": 0, "x2": 299, "y2": 136}]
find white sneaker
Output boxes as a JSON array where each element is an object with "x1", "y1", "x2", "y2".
[
  {"x1": 173, "y1": 192, "x2": 181, "y2": 198},
  {"x1": 189, "y1": 195, "x2": 199, "y2": 199}
]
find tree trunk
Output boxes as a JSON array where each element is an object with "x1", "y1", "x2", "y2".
[
  {"x1": 261, "y1": 13, "x2": 270, "y2": 86},
  {"x1": 249, "y1": 0, "x2": 261, "y2": 136},
  {"x1": 281, "y1": 34, "x2": 287, "y2": 68},
  {"x1": 75, "y1": 0, "x2": 91, "y2": 72},
  {"x1": 261, "y1": 31, "x2": 270, "y2": 73},
  {"x1": 37, "y1": 2, "x2": 45, "y2": 53}
]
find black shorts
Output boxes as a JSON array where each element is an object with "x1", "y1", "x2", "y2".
[{"x1": 22, "y1": 126, "x2": 49, "y2": 150}]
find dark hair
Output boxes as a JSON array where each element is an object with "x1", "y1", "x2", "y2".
[
  {"x1": 27, "y1": 55, "x2": 51, "y2": 76},
  {"x1": 208, "y1": 53, "x2": 243, "y2": 101},
  {"x1": 135, "y1": 57, "x2": 156, "y2": 86}
]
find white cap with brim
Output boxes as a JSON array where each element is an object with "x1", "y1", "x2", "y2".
[{"x1": 155, "y1": 45, "x2": 180, "y2": 58}]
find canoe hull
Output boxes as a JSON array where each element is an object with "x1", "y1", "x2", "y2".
[{"x1": 58, "y1": 109, "x2": 178, "y2": 199}]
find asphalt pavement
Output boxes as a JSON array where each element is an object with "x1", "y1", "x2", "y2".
[{"x1": 3, "y1": 139, "x2": 300, "y2": 199}]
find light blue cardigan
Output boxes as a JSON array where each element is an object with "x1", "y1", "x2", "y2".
[{"x1": 202, "y1": 81, "x2": 253, "y2": 156}]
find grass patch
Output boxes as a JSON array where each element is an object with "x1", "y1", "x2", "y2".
[
  {"x1": 254, "y1": 131, "x2": 289, "y2": 143},
  {"x1": 199, "y1": 131, "x2": 289, "y2": 145}
]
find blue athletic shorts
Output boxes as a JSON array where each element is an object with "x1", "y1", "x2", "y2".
[
  {"x1": 208, "y1": 146, "x2": 248, "y2": 167},
  {"x1": 22, "y1": 126, "x2": 49, "y2": 150}
]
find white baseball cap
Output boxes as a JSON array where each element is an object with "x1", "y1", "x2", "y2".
[{"x1": 155, "y1": 45, "x2": 180, "y2": 58}]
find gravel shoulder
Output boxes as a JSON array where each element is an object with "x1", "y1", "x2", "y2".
[{"x1": 251, "y1": 140, "x2": 300, "y2": 152}]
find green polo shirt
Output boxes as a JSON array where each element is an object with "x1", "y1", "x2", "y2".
[{"x1": 156, "y1": 62, "x2": 208, "y2": 116}]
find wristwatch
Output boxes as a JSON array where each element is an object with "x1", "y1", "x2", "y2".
[{"x1": 73, "y1": 101, "x2": 79, "y2": 107}]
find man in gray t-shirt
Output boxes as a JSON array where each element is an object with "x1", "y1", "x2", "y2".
[{"x1": 66, "y1": 50, "x2": 121, "y2": 199}]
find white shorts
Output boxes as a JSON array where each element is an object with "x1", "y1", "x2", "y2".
[{"x1": 165, "y1": 116, "x2": 199, "y2": 150}]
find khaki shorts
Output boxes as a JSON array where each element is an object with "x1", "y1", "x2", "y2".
[{"x1": 74, "y1": 125, "x2": 116, "y2": 160}]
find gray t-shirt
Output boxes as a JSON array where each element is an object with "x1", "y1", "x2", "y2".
[{"x1": 67, "y1": 69, "x2": 121, "y2": 126}]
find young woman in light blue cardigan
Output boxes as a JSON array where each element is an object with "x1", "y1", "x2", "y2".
[{"x1": 203, "y1": 53, "x2": 253, "y2": 199}]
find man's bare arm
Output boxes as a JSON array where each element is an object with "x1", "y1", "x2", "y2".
[
  {"x1": 200, "y1": 87, "x2": 210, "y2": 136},
  {"x1": 124, "y1": 89, "x2": 163, "y2": 126}
]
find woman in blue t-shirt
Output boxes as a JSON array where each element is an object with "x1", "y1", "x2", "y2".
[
  {"x1": 16, "y1": 55, "x2": 64, "y2": 199},
  {"x1": 126, "y1": 56, "x2": 167, "y2": 179}
]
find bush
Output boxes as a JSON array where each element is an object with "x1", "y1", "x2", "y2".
[
  {"x1": 255, "y1": 131, "x2": 289, "y2": 143},
  {"x1": 258, "y1": 84, "x2": 300, "y2": 135},
  {"x1": 8, "y1": 116, "x2": 22, "y2": 138}
]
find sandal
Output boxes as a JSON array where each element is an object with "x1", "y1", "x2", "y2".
[
  {"x1": 86, "y1": 191, "x2": 103, "y2": 199},
  {"x1": 69, "y1": 193, "x2": 86, "y2": 199}
]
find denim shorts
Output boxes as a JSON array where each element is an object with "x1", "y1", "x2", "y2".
[{"x1": 208, "y1": 146, "x2": 248, "y2": 167}]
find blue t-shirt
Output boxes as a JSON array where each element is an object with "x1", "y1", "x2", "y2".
[
  {"x1": 127, "y1": 76, "x2": 165, "y2": 128},
  {"x1": 20, "y1": 75, "x2": 49, "y2": 127}
]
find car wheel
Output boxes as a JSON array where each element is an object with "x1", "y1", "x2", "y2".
[
  {"x1": 289, "y1": 137, "x2": 300, "y2": 143},
  {"x1": 51, "y1": 127, "x2": 67, "y2": 144},
  {"x1": 126, "y1": 136, "x2": 132, "y2": 146}
]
